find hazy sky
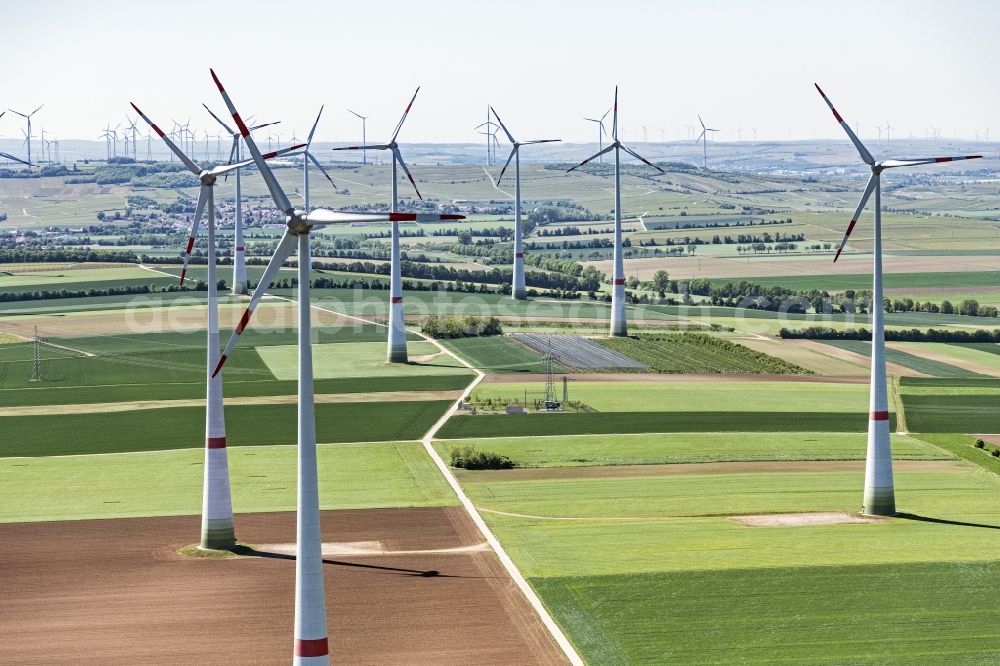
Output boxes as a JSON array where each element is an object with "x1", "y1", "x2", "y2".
[{"x1": 1, "y1": 0, "x2": 997, "y2": 144}]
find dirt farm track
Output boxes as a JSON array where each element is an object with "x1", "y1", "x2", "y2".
[{"x1": 0, "y1": 508, "x2": 566, "y2": 665}]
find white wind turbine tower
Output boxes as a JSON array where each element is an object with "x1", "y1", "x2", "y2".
[
  {"x1": 583, "y1": 107, "x2": 611, "y2": 163},
  {"x1": 491, "y1": 106, "x2": 560, "y2": 300},
  {"x1": 568, "y1": 87, "x2": 664, "y2": 337},
  {"x1": 209, "y1": 69, "x2": 463, "y2": 665},
  {"x1": 695, "y1": 114, "x2": 719, "y2": 169},
  {"x1": 131, "y1": 100, "x2": 304, "y2": 550},
  {"x1": 346, "y1": 109, "x2": 367, "y2": 165},
  {"x1": 815, "y1": 83, "x2": 981, "y2": 515},
  {"x1": 300, "y1": 106, "x2": 337, "y2": 211},
  {"x1": 9, "y1": 105, "x2": 43, "y2": 171},
  {"x1": 204, "y1": 103, "x2": 281, "y2": 295},
  {"x1": 331, "y1": 87, "x2": 426, "y2": 363}
]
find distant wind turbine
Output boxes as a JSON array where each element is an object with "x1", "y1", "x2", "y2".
[
  {"x1": 568, "y1": 87, "x2": 664, "y2": 337},
  {"x1": 491, "y1": 106, "x2": 560, "y2": 300},
  {"x1": 584, "y1": 107, "x2": 611, "y2": 163},
  {"x1": 346, "y1": 108, "x2": 368, "y2": 164},
  {"x1": 695, "y1": 114, "x2": 719, "y2": 168},
  {"x1": 9, "y1": 105, "x2": 43, "y2": 171}
]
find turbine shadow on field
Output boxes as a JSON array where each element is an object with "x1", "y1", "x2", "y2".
[
  {"x1": 229, "y1": 545, "x2": 468, "y2": 578},
  {"x1": 895, "y1": 512, "x2": 1000, "y2": 530}
]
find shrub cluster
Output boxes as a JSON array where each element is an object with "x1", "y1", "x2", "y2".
[
  {"x1": 449, "y1": 446, "x2": 515, "y2": 470},
  {"x1": 975, "y1": 439, "x2": 1000, "y2": 457},
  {"x1": 779, "y1": 327, "x2": 1000, "y2": 343},
  {"x1": 420, "y1": 315, "x2": 502, "y2": 339}
]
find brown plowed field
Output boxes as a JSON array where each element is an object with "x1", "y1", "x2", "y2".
[{"x1": 0, "y1": 507, "x2": 566, "y2": 665}]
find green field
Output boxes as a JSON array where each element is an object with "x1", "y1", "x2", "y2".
[
  {"x1": 598, "y1": 333, "x2": 810, "y2": 375},
  {"x1": 535, "y1": 562, "x2": 1000, "y2": 664},
  {"x1": 256, "y1": 340, "x2": 471, "y2": 379},
  {"x1": 0, "y1": 400, "x2": 452, "y2": 456},
  {"x1": 0, "y1": 441, "x2": 456, "y2": 523},
  {"x1": 434, "y1": 433, "x2": 943, "y2": 467},
  {"x1": 0, "y1": 374, "x2": 470, "y2": 408},
  {"x1": 439, "y1": 336, "x2": 559, "y2": 373},
  {"x1": 438, "y1": 410, "x2": 890, "y2": 438},
  {"x1": 447, "y1": 432, "x2": 1000, "y2": 663}
]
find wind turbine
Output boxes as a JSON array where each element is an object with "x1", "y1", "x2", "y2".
[
  {"x1": 204, "y1": 103, "x2": 281, "y2": 295},
  {"x1": 131, "y1": 99, "x2": 304, "y2": 551},
  {"x1": 815, "y1": 83, "x2": 981, "y2": 516},
  {"x1": 475, "y1": 106, "x2": 499, "y2": 165},
  {"x1": 209, "y1": 69, "x2": 463, "y2": 665},
  {"x1": 568, "y1": 87, "x2": 664, "y2": 337},
  {"x1": 9, "y1": 105, "x2": 42, "y2": 171},
  {"x1": 346, "y1": 109, "x2": 367, "y2": 164},
  {"x1": 583, "y1": 107, "x2": 611, "y2": 163},
  {"x1": 301, "y1": 106, "x2": 337, "y2": 211},
  {"x1": 695, "y1": 114, "x2": 719, "y2": 169},
  {"x1": 491, "y1": 106, "x2": 560, "y2": 300},
  {"x1": 331, "y1": 87, "x2": 425, "y2": 363}
]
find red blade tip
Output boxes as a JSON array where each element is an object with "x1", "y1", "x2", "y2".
[
  {"x1": 210, "y1": 69, "x2": 224, "y2": 92},
  {"x1": 211, "y1": 355, "x2": 227, "y2": 378}
]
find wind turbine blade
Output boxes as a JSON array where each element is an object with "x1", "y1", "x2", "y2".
[
  {"x1": 249, "y1": 120, "x2": 280, "y2": 132},
  {"x1": 521, "y1": 139, "x2": 560, "y2": 145},
  {"x1": 489, "y1": 106, "x2": 516, "y2": 144},
  {"x1": 612, "y1": 86, "x2": 618, "y2": 141},
  {"x1": 223, "y1": 136, "x2": 239, "y2": 182},
  {"x1": 202, "y1": 103, "x2": 235, "y2": 134},
  {"x1": 390, "y1": 86, "x2": 420, "y2": 143},
  {"x1": 210, "y1": 144, "x2": 306, "y2": 177},
  {"x1": 130, "y1": 102, "x2": 201, "y2": 175},
  {"x1": 210, "y1": 68, "x2": 292, "y2": 213},
  {"x1": 0, "y1": 151, "x2": 31, "y2": 167},
  {"x1": 881, "y1": 155, "x2": 982, "y2": 169},
  {"x1": 393, "y1": 148, "x2": 422, "y2": 200},
  {"x1": 306, "y1": 105, "x2": 324, "y2": 149},
  {"x1": 496, "y1": 147, "x2": 517, "y2": 186},
  {"x1": 307, "y1": 152, "x2": 337, "y2": 189},
  {"x1": 698, "y1": 115, "x2": 706, "y2": 130},
  {"x1": 347, "y1": 109, "x2": 366, "y2": 120},
  {"x1": 600, "y1": 107, "x2": 611, "y2": 122},
  {"x1": 179, "y1": 185, "x2": 209, "y2": 286},
  {"x1": 330, "y1": 144, "x2": 389, "y2": 151},
  {"x1": 833, "y1": 173, "x2": 877, "y2": 262},
  {"x1": 31, "y1": 105, "x2": 44, "y2": 116},
  {"x1": 695, "y1": 130, "x2": 705, "y2": 143},
  {"x1": 566, "y1": 144, "x2": 615, "y2": 172},
  {"x1": 303, "y1": 210, "x2": 464, "y2": 225},
  {"x1": 620, "y1": 143, "x2": 665, "y2": 173},
  {"x1": 814, "y1": 83, "x2": 875, "y2": 166},
  {"x1": 213, "y1": 229, "x2": 297, "y2": 377}
]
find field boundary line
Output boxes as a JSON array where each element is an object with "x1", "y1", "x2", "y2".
[
  {"x1": 482, "y1": 166, "x2": 514, "y2": 199},
  {"x1": 419, "y1": 381, "x2": 583, "y2": 666},
  {"x1": 290, "y1": 291, "x2": 582, "y2": 664}
]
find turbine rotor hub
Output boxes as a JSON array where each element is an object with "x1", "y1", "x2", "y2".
[
  {"x1": 200, "y1": 172, "x2": 217, "y2": 186},
  {"x1": 286, "y1": 213, "x2": 310, "y2": 236}
]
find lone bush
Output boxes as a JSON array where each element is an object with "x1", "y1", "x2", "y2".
[
  {"x1": 449, "y1": 446, "x2": 515, "y2": 470},
  {"x1": 992, "y1": 449, "x2": 1000, "y2": 458},
  {"x1": 975, "y1": 439, "x2": 986, "y2": 449}
]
